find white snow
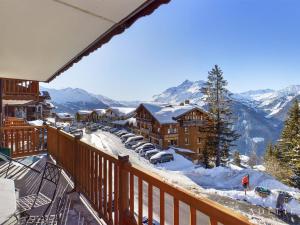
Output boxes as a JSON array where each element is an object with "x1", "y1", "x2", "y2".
[
  {"x1": 28, "y1": 120, "x2": 44, "y2": 126},
  {"x1": 81, "y1": 129, "x2": 300, "y2": 223},
  {"x1": 252, "y1": 137, "x2": 265, "y2": 143},
  {"x1": 142, "y1": 103, "x2": 207, "y2": 124},
  {"x1": 109, "y1": 107, "x2": 136, "y2": 116},
  {"x1": 56, "y1": 112, "x2": 73, "y2": 119},
  {"x1": 77, "y1": 110, "x2": 93, "y2": 115}
]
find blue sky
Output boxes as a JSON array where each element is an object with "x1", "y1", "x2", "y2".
[{"x1": 43, "y1": 0, "x2": 300, "y2": 101}]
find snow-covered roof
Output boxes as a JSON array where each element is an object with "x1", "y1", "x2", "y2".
[
  {"x1": 93, "y1": 109, "x2": 106, "y2": 115},
  {"x1": 109, "y1": 107, "x2": 136, "y2": 116},
  {"x1": 56, "y1": 112, "x2": 74, "y2": 119},
  {"x1": 141, "y1": 103, "x2": 207, "y2": 124},
  {"x1": 111, "y1": 120, "x2": 128, "y2": 126},
  {"x1": 127, "y1": 117, "x2": 137, "y2": 127},
  {"x1": 77, "y1": 110, "x2": 93, "y2": 115}
]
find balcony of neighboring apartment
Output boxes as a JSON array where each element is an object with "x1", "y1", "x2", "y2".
[{"x1": 2, "y1": 79, "x2": 39, "y2": 101}]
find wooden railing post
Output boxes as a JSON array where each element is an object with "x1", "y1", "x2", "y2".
[
  {"x1": 56, "y1": 127, "x2": 61, "y2": 165},
  {"x1": 73, "y1": 134, "x2": 81, "y2": 192},
  {"x1": 118, "y1": 155, "x2": 132, "y2": 225}
]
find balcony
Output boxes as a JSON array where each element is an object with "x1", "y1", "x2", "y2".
[
  {"x1": 2, "y1": 79, "x2": 39, "y2": 101},
  {"x1": 0, "y1": 125, "x2": 252, "y2": 225}
]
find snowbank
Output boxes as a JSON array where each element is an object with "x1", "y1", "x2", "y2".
[
  {"x1": 186, "y1": 166, "x2": 300, "y2": 216},
  {"x1": 153, "y1": 149, "x2": 194, "y2": 171}
]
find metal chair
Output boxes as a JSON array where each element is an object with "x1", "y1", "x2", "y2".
[
  {"x1": 19, "y1": 191, "x2": 69, "y2": 225},
  {"x1": 16, "y1": 162, "x2": 62, "y2": 217}
]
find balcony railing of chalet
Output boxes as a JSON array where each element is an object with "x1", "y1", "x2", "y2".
[
  {"x1": 1, "y1": 125, "x2": 47, "y2": 157},
  {"x1": 2, "y1": 79, "x2": 39, "y2": 100},
  {"x1": 4, "y1": 117, "x2": 28, "y2": 127},
  {"x1": 181, "y1": 120, "x2": 208, "y2": 126},
  {"x1": 1, "y1": 125, "x2": 252, "y2": 225},
  {"x1": 149, "y1": 132, "x2": 163, "y2": 140}
]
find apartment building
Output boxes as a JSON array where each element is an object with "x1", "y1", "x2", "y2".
[{"x1": 135, "y1": 102, "x2": 212, "y2": 154}]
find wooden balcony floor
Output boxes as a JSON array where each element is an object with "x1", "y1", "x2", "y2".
[{"x1": 0, "y1": 155, "x2": 101, "y2": 225}]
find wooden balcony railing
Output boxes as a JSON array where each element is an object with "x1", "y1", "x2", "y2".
[
  {"x1": 45, "y1": 126, "x2": 252, "y2": 225},
  {"x1": 4, "y1": 117, "x2": 28, "y2": 127},
  {"x1": 0, "y1": 125, "x2": 252, "y2": 224},
  {"x1": 1, "y1": 126, "x2": 47, "y2": 157},
  {"x1": 2, "y1": 79, "x2": 39, "y2": 100}
]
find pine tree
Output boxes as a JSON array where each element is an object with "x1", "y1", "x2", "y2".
[
  {"x1": 233, "y1": 150, "x2": 241, "y2": 167},
  {"x1": 248, "y1": 150, "x2": 258, "y2": 168},
  {"x1": 264, "y1": 143, "x2": 274, "y2": 161},
  {"x1": 275, "y1": 99, "x2": 300, "y2": 187},
  {"x1": 279, "y1": 100, "x2": 300, "y2": 162},
  {"x1": 202, "y1": 65, "x2": 240, "y2": 167}
]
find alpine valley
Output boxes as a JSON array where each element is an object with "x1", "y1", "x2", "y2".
[{"x1": 42, "y1": 81, "x2": 300, "y2": 156}]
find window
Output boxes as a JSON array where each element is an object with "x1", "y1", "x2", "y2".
[
  {"x1": 170, "y1": 139, "x2": 177, "y2": 146},
  {"x1": 157, "y1": 128, "x2": 160, "y2": 133},
  {"x1": 198, "y1": 147, "x2": 201, "y2": 153},
  {"x1": 184, "y1": 127, "x2": 188, "y2": 133},
  {"x1": 197, "y1": 137, "x2": 201, "y2": 143},
  {"x1": 185, "y1": 137, "x2": 189, "y2": 145}
]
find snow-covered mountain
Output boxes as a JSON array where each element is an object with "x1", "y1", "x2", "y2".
[
  {"x1": 153, "y1": 80, "x2": 206, "y2": 105},
  {"x1": 41, "y1": 87, "x2": 125, "y2": 114},
  {"x1": 152, "y1": 80, "x2": 300, "y2": 156},
  {"x1": 236, "y1": 85, "x2": 300, "y2": 121}
]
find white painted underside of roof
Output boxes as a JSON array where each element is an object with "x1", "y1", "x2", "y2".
[{"x1": 0, "y1": 0, "x2": 147, "y2": 81}]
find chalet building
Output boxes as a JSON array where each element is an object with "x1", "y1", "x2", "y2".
[
  {"x1": 91, "y1": 109, "x2": 106, "y2": 122},
  {"x1": 75, "y1": 110, "x2": 93, "y2": 122},
  {"x1": 105, "y1": 107, "x2": 136, "y2": 121},
  {"x1": 135, "y1": 103, "x2": 212, "y2": 154},
  {"x1": 55, "y1": 112, "x2": 74, "y2": 123},
  {"x1": 1, "y1": 79, "x2": 54, "y2": 121}
]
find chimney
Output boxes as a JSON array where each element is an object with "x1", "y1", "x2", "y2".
[{"x1": 184, "y1": 100, "x2": 190, "y2": 105}]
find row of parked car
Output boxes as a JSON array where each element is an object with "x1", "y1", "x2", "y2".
[{"x1": 99, "y1": 126, "x2": 174, "y2": 164}]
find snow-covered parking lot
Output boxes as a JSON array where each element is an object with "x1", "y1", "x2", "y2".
[{"x1": 81, "y1": 129, "x2": 300, "y2": 225}]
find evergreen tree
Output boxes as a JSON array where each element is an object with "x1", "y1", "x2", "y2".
[
  {"x1": 264, "y1": 143, "x2": 274, "y2": 161},
  {"x1": 248, "y1": 150, "x2": 258, "y2": 168},
  {"x1": 202, "y1": 65, "x2": 240, "y2": 167},
  {"x1": 233, "y1": 150, "x2": 241, "y2": 167},
  {"x1": 280, "y1": 99, "x2": 300, "y2": 163},
  {"x1": 273, "y1": 99, "x2": 300, "y2": 187}
]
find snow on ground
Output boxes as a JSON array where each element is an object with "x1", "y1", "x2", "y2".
[
  {"x1": 28, "y1": 120, "x2": 44, "y2": 126},
  {"x1": 81, "y1": 129, "x2": 300, "y2": 222}
]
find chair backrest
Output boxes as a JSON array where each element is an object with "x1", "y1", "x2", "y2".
[{"x1": 42, "y1": 162, "x2": 61, "y2": 185}]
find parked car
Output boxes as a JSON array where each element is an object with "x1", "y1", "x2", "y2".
[
  {"x1": 139, "y1": 147, "x2": 156, "y2": 156},
  {"x1": 102, "y1": 126, "x2": 111, "y2": 131},
  {"x1": 124, "y1": 136, "x2": 144, "y2": 148},
  {"x1": 109, "y1": 127, "x2": 119, "y2": 133},
  {"x1": 117, "y1": 130, "x2": 128, "y2": 137},
  {"x1": 135, "y1": 143, "x2": 155, "y2": 153},
  {"x1": 70, "y1": 129, "x2": 83, "y2": 138},
  {"x1": 150, "y1": 152, "x2": 174, "y2": 164},
  {"x1": 142, "y1": 217, "x2": 159, "y2": 225},
  {"x1": 131, "y1": 141, "x2": 148, "y2": 150},
  {"x1": 121, "y1": 133, "x2": 135, "y2": 142},
  {"x1": 144, "y1": 149, "x2": 159, "y2": 160}
]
